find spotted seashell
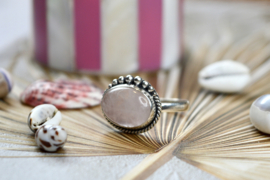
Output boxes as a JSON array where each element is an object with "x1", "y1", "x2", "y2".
[
  {"x1": 35, "y1": 124, "x2": 67, "y2": 152},
  {"x1": 198, "y1": 60, "x2": 250, "y2": 93},
  {"x1": 21, "y1": 79, "x2": 103, "y2": 109},
  {"x1": 28, "y1": 104, "x2": 62, "y2": 132},
  {"x1": 0, "y1": 68, "x2": 13, "y2": 98}
]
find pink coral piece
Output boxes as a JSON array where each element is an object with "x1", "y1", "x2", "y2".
[{"x1": 21, "y1": 80, "x2": 103, "y2": 109}]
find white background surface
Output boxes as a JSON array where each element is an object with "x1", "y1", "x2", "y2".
[
  {"x1": 1, "y1": 0, "x2": 269, "y2": 179},
  {"x1": 0, "y1": 156, "x2": 217, "y2": 180},
  {"x1": 0, "y1": 0, "x2": 31, "y2": 51}
]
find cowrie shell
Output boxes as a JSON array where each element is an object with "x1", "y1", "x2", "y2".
[{"x1": 198, "y1": 60, "x2": 250, "y2": 93}]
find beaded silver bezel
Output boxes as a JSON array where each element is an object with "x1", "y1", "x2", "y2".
[{"x1": 101, "y1": 75, "x2": 162, "y2": 134}]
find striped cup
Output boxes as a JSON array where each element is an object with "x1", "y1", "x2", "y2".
[{"x1": 33, "y1": 0, "x2": 183, "y2": 75}]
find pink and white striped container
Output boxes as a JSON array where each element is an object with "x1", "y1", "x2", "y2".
[{"x1": 33, "y1": 0, "x2": 183, "y2": 75}]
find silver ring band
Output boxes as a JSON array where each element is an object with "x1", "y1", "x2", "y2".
[{"x1": 160, "y1": 98, "x2": 189, "y2": 112}]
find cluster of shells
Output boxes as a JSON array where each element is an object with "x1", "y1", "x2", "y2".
[
  {"x1": 106, "y1": 75, "x2": 162, "y2": 134},
  {"x1": 28, "y1": 104, "x2": 67, "y2": 152}
]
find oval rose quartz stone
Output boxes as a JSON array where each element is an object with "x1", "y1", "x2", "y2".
[{"x1": 101, "y1": 86, "x2": 152, "y2": 128}]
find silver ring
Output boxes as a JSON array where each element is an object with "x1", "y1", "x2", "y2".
[{"x1": 101, "y1": 75, "x2": 189, "y2": 134}]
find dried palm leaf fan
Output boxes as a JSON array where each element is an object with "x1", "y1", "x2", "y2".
[
  {"x1": 123, "y1": 32, "x2": 270, "y2": 179},
  {"x1": 1, "y1": 31, "x2": 270, "y2": 180}
]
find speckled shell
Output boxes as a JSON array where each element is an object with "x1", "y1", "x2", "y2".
[
  {"x1": 35, "y1": 124, "x2": 67, "y2": 152},
  {"x1": 28, "y1": 104, "x2": 62, "y2": 132},
  {"x1": 250, "y1": 94, "x2": 270, "y2": 134},
  {"x1": 21, "y1": 79, "x2": 103, "y2": 109},
  {"x1": 198, "y1": 60, "x2": 250, "y2": 93},
  {"x1": 0, "y1": 68, "x2": 13, "y2": 98}
]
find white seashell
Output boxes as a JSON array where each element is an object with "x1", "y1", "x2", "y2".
[
  {"x1": 198, "y1": 60, "x2": 250, "y2": 93},
  {"x1": 35, "y1": 124, "x2": 67, "y2": 152},
  {"x1": 250, "y1": 94, "x2": 270, "y2": 134},
  {"x1": 28, "y1": 104, "x2": 62, "y2": 132},
  {"x1": 0, "y1": 68, "x2": 13, "y2": 98}
]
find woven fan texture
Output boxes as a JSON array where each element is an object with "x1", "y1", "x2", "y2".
[
  {"x1": 1, "y1": 31, "x2": 270, "y2": 179},
  {"x1": 122, "y1": 31, "x2": 270, "y2": 179}
]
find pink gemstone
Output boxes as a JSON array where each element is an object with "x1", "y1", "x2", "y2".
[{"x1": 101, "y1": 86, "x2": 152, "y2": 128}]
